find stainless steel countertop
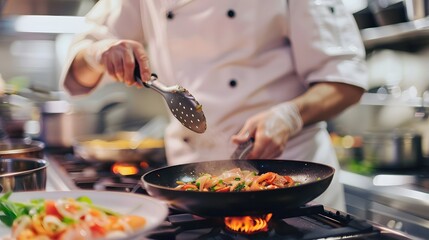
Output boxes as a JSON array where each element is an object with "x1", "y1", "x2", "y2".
[
  {"x1": 46, "y1": 155, "x2": 78, "y2": 191},
  {"x1": 339, "y1": 169, "x2": 429, "y2": 220}
]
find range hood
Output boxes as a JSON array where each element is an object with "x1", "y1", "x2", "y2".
[{"x1": 1, "y1": 0, "x2": 97, "y2": 17}]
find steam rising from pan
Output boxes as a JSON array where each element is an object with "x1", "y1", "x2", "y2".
[{"x1": 178, "y1": 160, "x2": 259, "y2": 183}]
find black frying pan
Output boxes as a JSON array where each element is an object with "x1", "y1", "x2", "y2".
[{"x1": 141, "y1": 159, "x2": 334, "y2": 217}]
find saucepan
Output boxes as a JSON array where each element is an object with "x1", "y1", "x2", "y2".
[
  {"x1": 363, "y1": 130, "x2": 423, "y2": 168},
  {"x1": 142, "y1": 159, "x2": 334, "y2": 217},
  {"x1": 0, "y1": 139, "x2": 44, "y2": 159},
  {"x1": 0, "y1": 158, "x2": 48, "y2": 193}
]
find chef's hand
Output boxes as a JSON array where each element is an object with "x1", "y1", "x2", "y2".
[
  {"x1": 231, "y1": 102, "x2": 303, "y2": 159},
  {"x1": 84, "y1": 39, "x2": 151, "y2": 87}
]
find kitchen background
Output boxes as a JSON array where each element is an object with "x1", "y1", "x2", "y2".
[
  {"x1": 0, "y1": 0, "x2": 169, "y2": 147},
  {"x1": 1, "y1": 0, "x2": 429, "y2": 238},
  {"x1": 1, "y1": 0, "x2": 429, "y2": 145}
]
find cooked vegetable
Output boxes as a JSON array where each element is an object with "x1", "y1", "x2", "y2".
[
  {"x1": 175, "y1": 168, "x2": 296, "y2": 192},
  {"x1": 0, "y1": 192, "x2": 146, "y2": 240}
]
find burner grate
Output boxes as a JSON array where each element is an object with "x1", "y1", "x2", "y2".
[{"x1": 145, "y1": 205, "x2": 379, "y2": 240}]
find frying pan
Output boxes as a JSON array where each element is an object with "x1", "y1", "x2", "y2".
[
  {"x1": 142, "y1": 159, "x2": 334, "y2": 217},
  {"x1": 73, "y1": 131, "x2": 165, "y2": 163}
]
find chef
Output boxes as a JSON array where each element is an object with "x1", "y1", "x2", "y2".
[{"x1": 60, "y1": 0, "x2": 368, "y2": 211}]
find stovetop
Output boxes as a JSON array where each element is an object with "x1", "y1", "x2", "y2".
[
  {"x1": 146, "y1": 205, "x2": 411, "y2": 240},
  {"x1": 45, "y1": 151, "x2": 414, "y2": 240}
]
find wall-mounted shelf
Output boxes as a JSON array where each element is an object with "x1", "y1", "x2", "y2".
[
  {"x1": 361, "y1": 17, "x2": 429, "y2": 48},
  {"x1": 360, "y1": 92, "x2": 427, "y2": 107}
]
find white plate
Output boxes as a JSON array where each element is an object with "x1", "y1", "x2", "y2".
[{"x1": 0, "y1": 190, "x2": 168, "y2": 240}]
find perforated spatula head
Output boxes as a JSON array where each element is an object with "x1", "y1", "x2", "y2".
[
  {"x1": 134, "y1": 63, "x2": 207, "y2": 133},
  {"x1": 160, "y1": 82, "x2": 207, "y2": 133}
]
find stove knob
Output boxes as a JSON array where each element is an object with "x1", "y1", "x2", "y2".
[
  {"x1": 387, "y1": 220, "x2": 396, "y2": 229},
  {"x1": 395, "y1": 221, "x2": 403, "y2": 230}
]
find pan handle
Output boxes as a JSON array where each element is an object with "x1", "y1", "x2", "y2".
[{"x1": 231, "y1": 138, "x2": 254, "y2": 160}]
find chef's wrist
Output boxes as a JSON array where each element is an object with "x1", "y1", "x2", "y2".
[
  {"x1": 270, "y1": 102, "x2": 303, "y2": 137},
  {"x1": 84, "y1": 39, "x2": 118, "y2": 72}
]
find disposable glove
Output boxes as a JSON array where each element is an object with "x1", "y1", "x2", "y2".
[{"x1": 232, "y1": 102, "x2": 303, "y2": 159}]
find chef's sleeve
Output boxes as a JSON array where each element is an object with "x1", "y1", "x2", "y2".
[
  {"x1": 60, "y1": 0, "x2": 145, "y2": 96},
  {"x1": 288, "y1": 0, "x2": 368, "y2": 90}
]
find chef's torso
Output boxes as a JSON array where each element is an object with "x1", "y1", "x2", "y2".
[
  {"x1": 139, "y1": 0, "x2": 319, "y2": 165},
  {"x1": 71, "y1": 0, "x2": 366, "y2": 169},
  {"x1": 61, "y1": 0, "x2": 369, "y2": 210}
]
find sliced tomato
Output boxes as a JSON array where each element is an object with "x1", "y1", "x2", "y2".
[
  {"x1": 45, "y1": 200, "x2": 63, "y2": 219},
  {"x1": 182, "y1": 184, "x2": 198, "y2": 190},
  {"x1": 90, "y1": 223, "x2": 106, "y2": 237},
  {"x1": 215, "y1": 186, "x2": 230, "y2": 192}
]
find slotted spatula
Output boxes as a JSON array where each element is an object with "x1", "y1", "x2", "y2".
[{"x1": 134, "y1": 63, "x2": 207, "y2": 134}]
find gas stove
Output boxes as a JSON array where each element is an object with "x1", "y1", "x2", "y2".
[
  {"x1": 45, "y1": 151, "x2": 414, "y2": 240},
  {"x1": 145, "y1": 204, "x2": 415, "y2": 240}
]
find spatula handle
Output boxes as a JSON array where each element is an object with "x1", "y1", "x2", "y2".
[
  {"x1": 231, "y1": 138, "x2": 255, "y2": 160},
  {"x1": 134, "y1": 59, "x2": 157, "y2": 88}
]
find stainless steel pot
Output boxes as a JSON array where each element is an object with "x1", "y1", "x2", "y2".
[
  {"x1": 0, "y1": 94, "x2": 34, "y2": 139},
  {"x1": 39, "y1": 100, "x2": 123, "y2": 148},
  {"x1": 0, "y1": 139, "x2": 44, "y2": 159},
  {"x1": 0, "y1": 158, "x2": 48, "y2": 193},
  {"x1": 363, "y1": 130, "x2": 423, "y2": 168}
]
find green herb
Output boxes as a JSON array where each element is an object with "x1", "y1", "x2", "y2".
[
  {"x1": 62, "y1": 216, "x2": 76, "y2": 225},
  {"x1": 218, "y1": 180, "x2": 223, "y2": 184},
  {"x1": 234, "y1": 182, "x2": 246, "y2": 192},
  {"x1": 76, "y1": 196, "x2": 93, "y2": 204},
  {"x1": 77, "y1": 196, "x2": 119, "y2": 216},
  {"x1": 29, "y1": 198, "x2": 44, "y2": 205},
  {"x1": 209, "y1": 186, "x2": 217, "y2": 192},
  {"x1": 196, "y1": 182, "x2": 200, "y2": 188},
  {"x1": 0, "y1": 193, "x2": 121, "y2": 228},
  {"x1": 0, "y1": 192, "x2": 37, "y2": 227},
  {"x1": 234, "y1": 177, "x2": 241, "y2": 181}
]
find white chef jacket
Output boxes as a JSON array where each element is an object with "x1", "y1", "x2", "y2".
[{"x1": 61, "y1": 0, "x2": 368, "y2": 211}]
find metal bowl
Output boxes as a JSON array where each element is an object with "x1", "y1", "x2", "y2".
[
  {"x1": 0, "y1": 158, "x2": 48, "y2": 193},
  {"x1": 0, "y1": 139, "x2": 44, "y2": 159}
]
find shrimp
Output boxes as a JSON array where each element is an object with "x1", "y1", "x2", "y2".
[{"x1": 176, "y1": 168, "x2": 296, "y2": 192}]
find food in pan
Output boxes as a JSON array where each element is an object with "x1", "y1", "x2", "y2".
[
  {"x1": 0, "y1": 192, "x2": 146, "y2": 240},
  {"x1": 175, "y1": 168, "x2": 298, "y2": 192},
  {"x1": 82, "y1": 138, "x2": 164, "y2": 149}
]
